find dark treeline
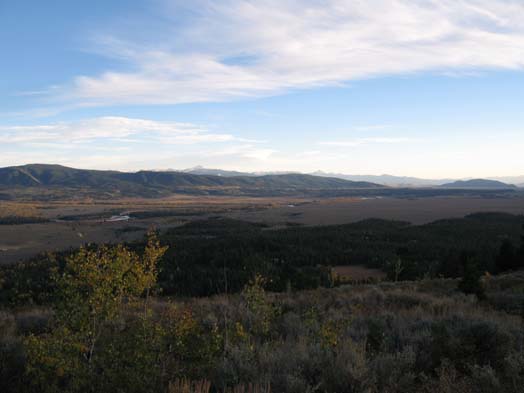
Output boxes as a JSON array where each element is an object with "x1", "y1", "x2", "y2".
[
  {"x1": 0, "y1": 216, "x2": 49, "y2": 225},
  {"x1": 1, "y1": 212, "x2": 524, "y2": 305},
  {"x1": 129, "y1": 210, "x2": 208, "y2": 219},
  {"x1": 56, "y1": 209, "x2": 204, "y2": 222},
  {"x1": 155, "y1": 213, "x2": 524, "y2": 296}
]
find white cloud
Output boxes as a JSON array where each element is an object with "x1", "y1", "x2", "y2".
[
  {"x1": 48, "y1": 0, "x2": 524, "y2": 106},
  {"x1": 0, "y1": 116, "x2": 237, "y2": 145}
]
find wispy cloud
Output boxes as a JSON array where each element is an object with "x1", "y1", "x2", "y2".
[
  {"x1": 0, "y1": 116, "x2": 238, "y2": 145},
  {"x1": 0, "y1": 116, "x2": 274, "y2": 170},
  {"x1": 41, "y1": 0, "x2": 524, "y2": 107}
]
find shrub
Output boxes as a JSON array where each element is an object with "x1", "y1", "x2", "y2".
[{"x1": 0, "y1": 311, "x2": 25, "y2": 393}]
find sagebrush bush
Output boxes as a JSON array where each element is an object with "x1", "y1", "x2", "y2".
[{"x1": 4, "y1": 259, "x2": 524, "y2": 392}]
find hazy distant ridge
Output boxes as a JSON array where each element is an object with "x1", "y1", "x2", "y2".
[
  {"x1": 439, "y1": 179, "x2": 517, "y2": 189},
  {"x1": 182, "y1": 167, "x2": 524, "y2": 187}
]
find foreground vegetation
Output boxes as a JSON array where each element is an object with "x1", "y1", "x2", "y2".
[{"x1": 1, "y1": 236, "x2": 523, "y2": 392}]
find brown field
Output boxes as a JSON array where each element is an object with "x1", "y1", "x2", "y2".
[
  {"x1": 225, "y1": 195, "x2": 524, "y2": 226},
  {"x1": 7, "y1": 195, "x2": 295, "y2": 219},
  {"x1": 0, "y1": 196, "x2": 302, "y2": 264},
  {"x1": 331, "y1": 265, "x2": 387, "y2": 282},
  {"x1": 0, "y1": 202, "x2": 41, "y2": 217},
  {"x1": 1, "y1": 195, "x2": 524, "y2": 265}
]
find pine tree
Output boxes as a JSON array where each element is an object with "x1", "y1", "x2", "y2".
[
  {"x1": 458, "y1": 252, "x2": 486, "y2": 300},
  {"x1": 495, "y1": 239, "x2": 516, "y2": 273}
]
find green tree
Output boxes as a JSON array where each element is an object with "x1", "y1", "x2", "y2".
[
  {"x1": 241, "y1": 275, "x2": 278, "y2": 338},
  {"x1": 495, "y1": 239, "x2": 517, "y2": 273},
  {"x1": 24, "y1": 232, "x2": 167, "y2": 393},
  {"x1": 458, "y1": 252, "x2": 486, "y2": 300}
]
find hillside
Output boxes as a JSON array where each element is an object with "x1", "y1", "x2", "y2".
[
  {"x1": 489, "y1": 175, "x2": 524, "y2": 185},
  {"x1": 0, "y1": 164, "x2": 383, "y2": 198},
  {"x1": 440, "y1": 179, "x2": 516, "y2": 189}
]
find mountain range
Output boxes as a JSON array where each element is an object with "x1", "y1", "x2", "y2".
[
  {"x1": 182, "y1": 167, "x2": 453, "y2": 186},
  {"x1": 1, "y1": 164, "x2": 520, "y2": 201},
  {"x1": 184, "y1": 167, "x2": 524, "y2": 188},
  {"x1": 0, "y1": 164, "x2": 382, "y2": 198}
]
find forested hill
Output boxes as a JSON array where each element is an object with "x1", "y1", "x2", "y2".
[{"x1": 0, "y1": 164, "x2": 383, "y2": 198}]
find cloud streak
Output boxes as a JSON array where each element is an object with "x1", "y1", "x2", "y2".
[
  {"x1": 0, "y1": 116, "x2": 237, "y2": 145},
  {"x1": 0, "y1": 116, "x2": 276, "y2": 171},
  {"x1": 44, "y1": 0, "x2": 524, "y2": 107}
]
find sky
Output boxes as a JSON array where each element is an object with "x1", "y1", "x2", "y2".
[{"x1": 1, "y1": 0, "x2": 524, "y2": 178}]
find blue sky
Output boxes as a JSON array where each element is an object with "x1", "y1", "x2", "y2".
[{"x1": 1, "y1": 0, "x2": 524, "y2": 178}]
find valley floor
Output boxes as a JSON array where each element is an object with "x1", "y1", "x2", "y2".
[{"x1": 2, "y1": 195, "x2": 524, "y2": 264}]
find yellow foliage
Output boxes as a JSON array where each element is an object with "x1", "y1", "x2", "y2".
[
  {"x1": 23, "y1": 233, "x2": 168, "y2": 391},
  {"x1": 0, "y1": 202, "x2": 41, "y2": 217}
]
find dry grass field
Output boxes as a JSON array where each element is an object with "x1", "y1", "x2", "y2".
[
  {"x1": 0, "y1": 196, "x2": 301, "y2": 264},
  {"x1": 226, "y1": 195, "x2": 524, "y2": 225},
  {"x1": 5, "y1": 195, "x2": 303, "y2": 219},
  {"x1": 0, "y1": 202, "x2": 42, "y2": 218}
]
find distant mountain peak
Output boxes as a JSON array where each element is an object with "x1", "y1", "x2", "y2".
[{"x1": 182, "y1": 166, "x2": 253, "y2": 177}]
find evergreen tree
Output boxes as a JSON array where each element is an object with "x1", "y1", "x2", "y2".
[
  {"x1": 495, "y1": 239, "x2": 516, "y2": 273},
  {"x1": 458, "y1": 252, "x2": 486, "y2": 300}
]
